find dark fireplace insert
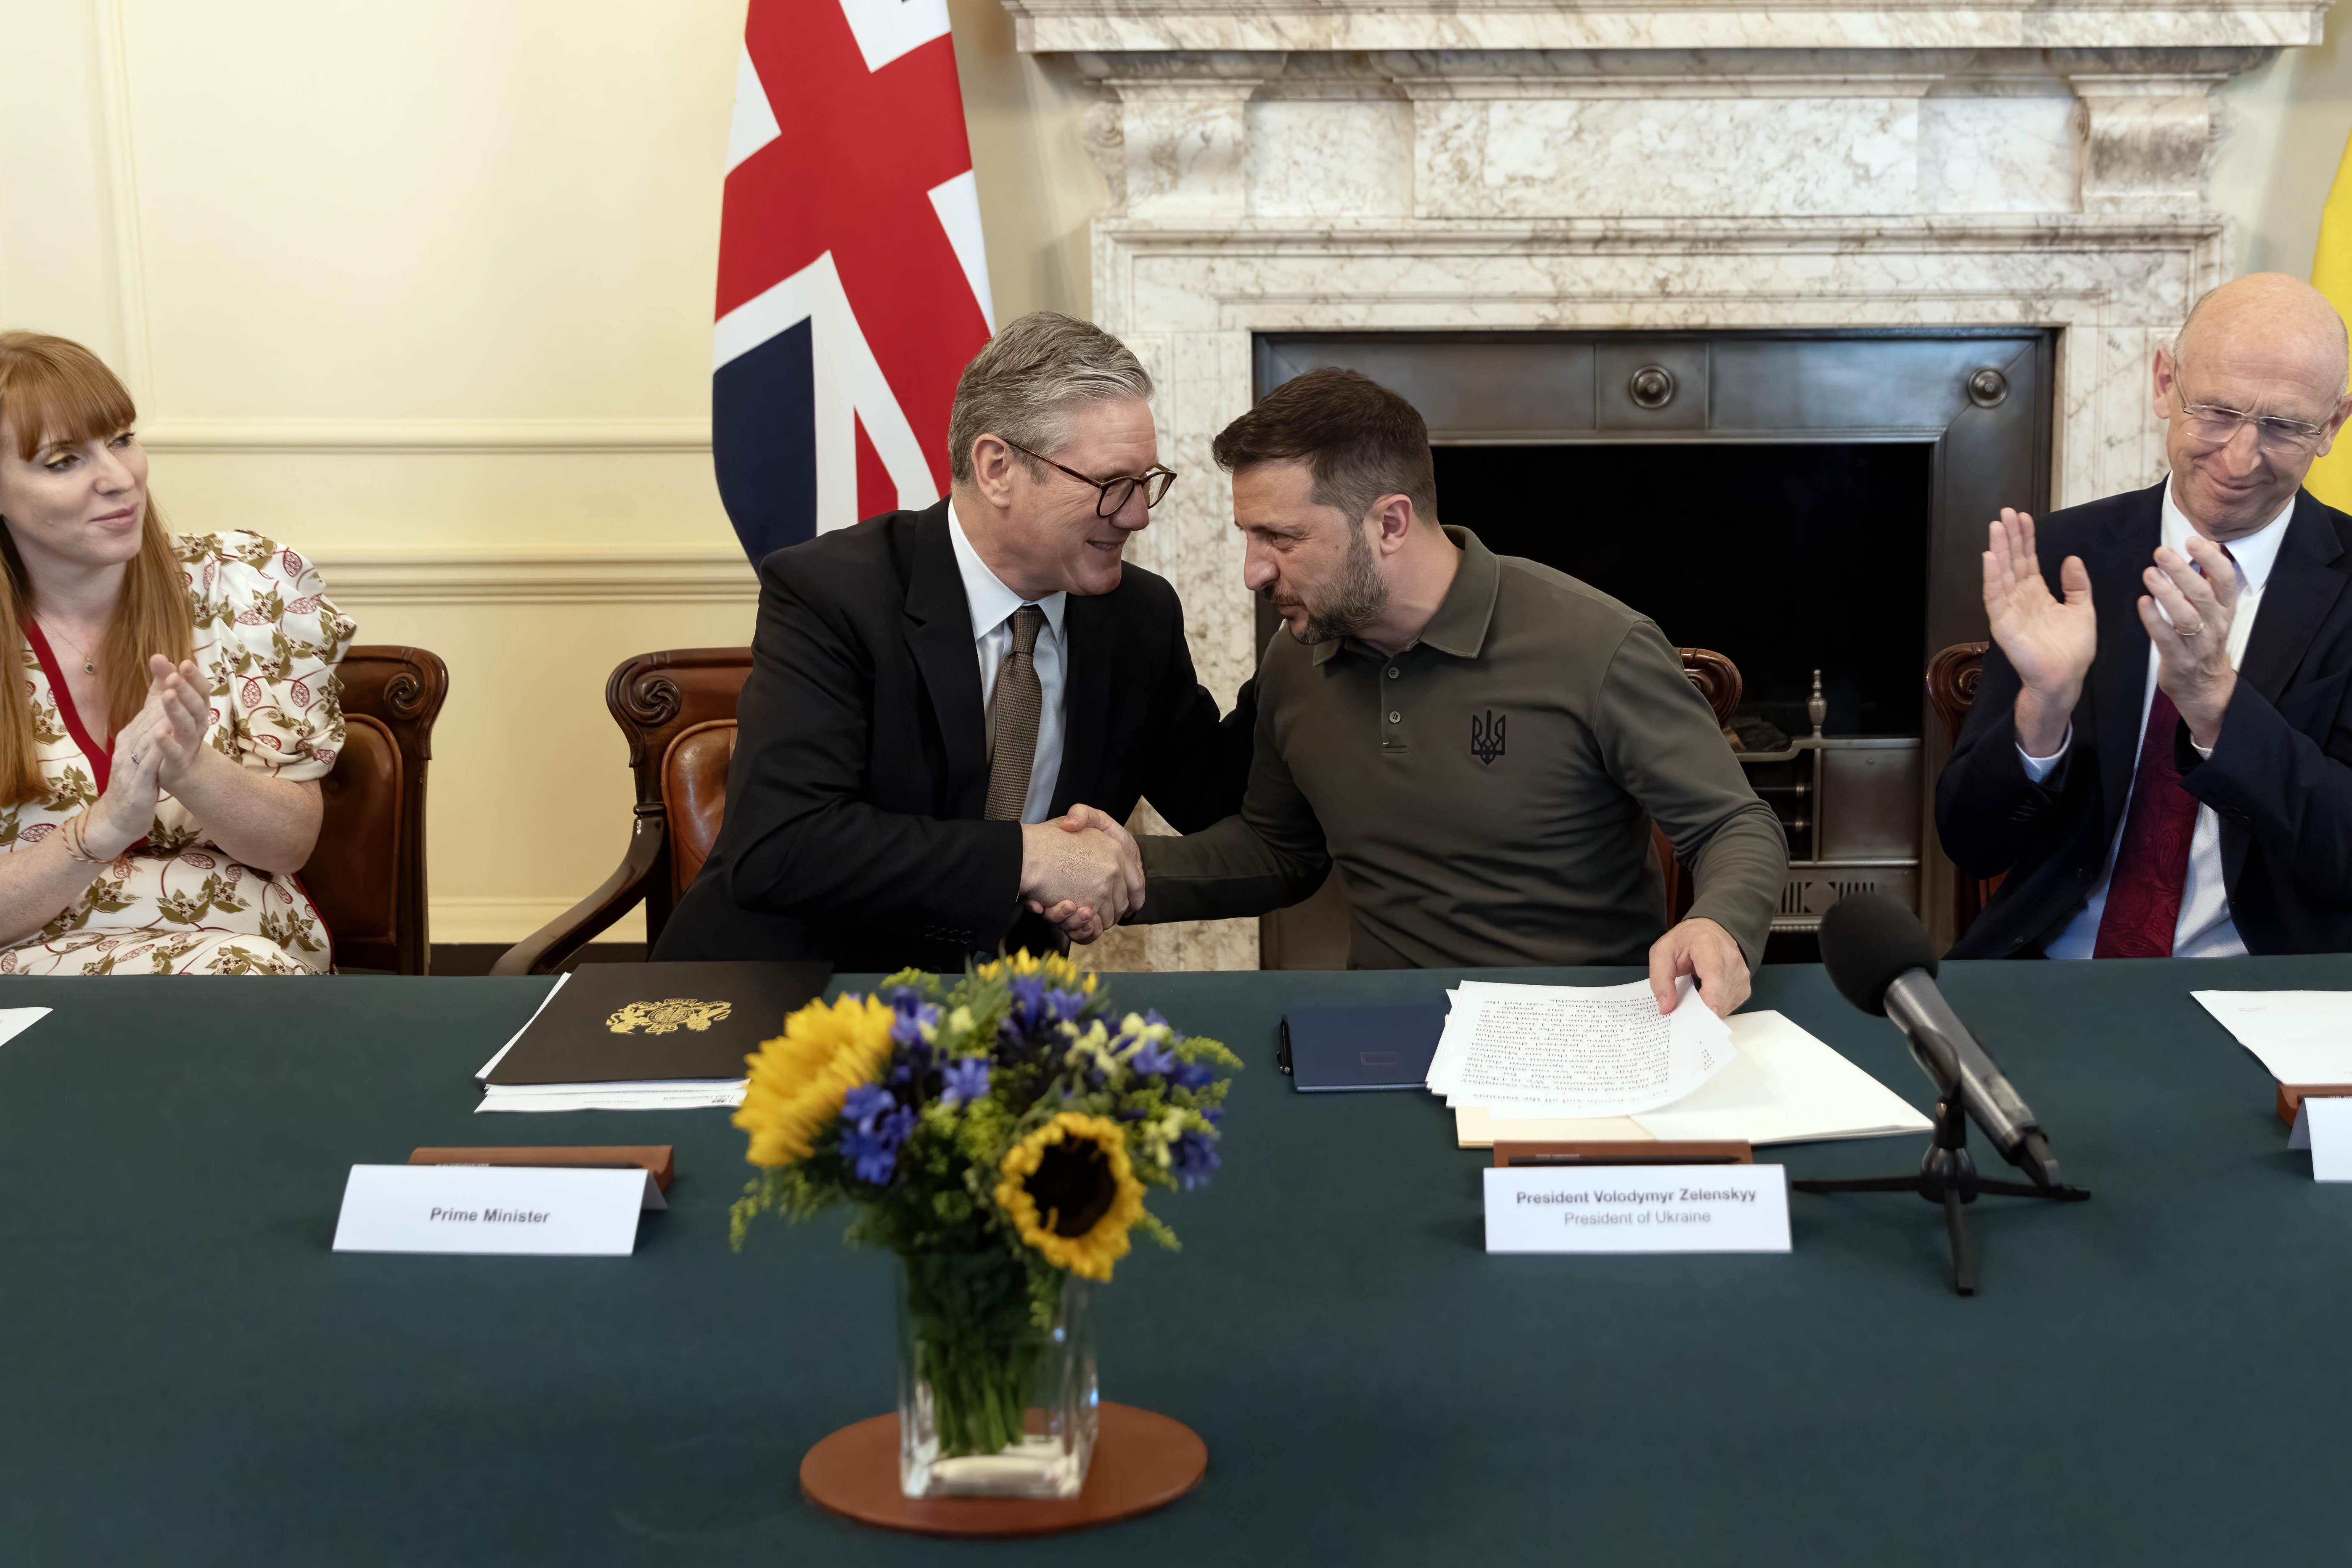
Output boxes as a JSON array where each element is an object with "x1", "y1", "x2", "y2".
[{"x1": 1249, "y1": 328, "x2": 2055, "y2": 965}]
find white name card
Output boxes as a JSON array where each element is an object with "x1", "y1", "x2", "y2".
[
  {"x1": 331, "y1": 1163, "x2": 663, "y2": 1256},
  {"x1": 2289, "y1": 1095, "x2": 2352, "y2": 1182},
  {"x1": 1484, "y1": 1165, "x2": 1791, "y2": 1254}
]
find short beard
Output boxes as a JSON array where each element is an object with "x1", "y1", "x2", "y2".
[{"x1": 1281, "y1": 523, "x2": 1389, "y2": 645}]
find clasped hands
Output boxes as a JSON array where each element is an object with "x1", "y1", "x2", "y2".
[
  {"x1": 1985, "y1": 507, "x2": 2240, "y2": 754},
  {"x1": 1019, "y1": 804, "x2": 1140, "y2": 941},
  {"x1": 1020, "y1": 804, "x2": 1754, "y2": 1021},
  {"x1": 80, "y1": 655, "x2": 212, "y2": 862}
]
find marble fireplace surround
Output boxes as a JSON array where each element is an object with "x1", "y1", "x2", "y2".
[{"x1": 1002, "y1": 0, "x2": 2331, "y2": 970}]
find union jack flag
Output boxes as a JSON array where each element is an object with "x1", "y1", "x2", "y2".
[{"x1": 714, "y1": 0, "x2": 994, "y2": 562}]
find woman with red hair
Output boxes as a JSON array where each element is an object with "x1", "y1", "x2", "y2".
[{"x1": 0, "y1": 331, "x2": 353, "y2": 973}]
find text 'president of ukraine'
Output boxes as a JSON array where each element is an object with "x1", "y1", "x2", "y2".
[
  {"x1": 1045, "y1": 369, "x2": 1788, "y2": 1014},
  {"x1": 656, "y1": 313, "x2": 1251, "y2": 973}
]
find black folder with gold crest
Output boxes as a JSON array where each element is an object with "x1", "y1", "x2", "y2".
[{"x1": 483, "y1": 962, "x2": 832, "y2": 1085}]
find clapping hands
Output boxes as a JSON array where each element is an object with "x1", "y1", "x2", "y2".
[
  {"x1": 1018, "y1": 804, "x2": 1143, "y2": 944},
  {"x1": 1982, "y1": 508, "x2": 2095, "y2": 756},
  {"x1": 84, "y1": 656, "x2": 209, "y2": 860}
]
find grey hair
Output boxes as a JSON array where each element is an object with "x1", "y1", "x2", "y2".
[{"x1": 946, "y1": 312, "x2": 1154, "y2": 484}]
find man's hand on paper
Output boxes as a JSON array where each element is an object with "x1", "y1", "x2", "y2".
[
  {"x1": 1026, "y1": 804, "x2": 1144, "y2": 944},
  {"x1": 1648, "y1": 916, "x2": 1750, "y2": 1018}
]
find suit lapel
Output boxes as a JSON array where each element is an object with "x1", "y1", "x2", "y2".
[
  {"x1": 2091, "y1": 482, "x2": 2165, "y2": 833},
  {"x1": 2237, "y1": 490, "x2": 2351, "y2": 705},
  {"x1": 1049, "y1": 593, "x2": 1113, "y2": 817},
  {"x1": 902, "y1": 503, "x2": 990, "y2": 815}
]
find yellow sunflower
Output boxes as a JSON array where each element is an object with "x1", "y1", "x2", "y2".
[
  {"x1": 733, "y1": 993, "x2": 897, "y2": 1168},
  {"x1": 974, "y1": 949, "x2": 1099, "y2": 996},
  {"x1": 994, "y1": 1111, "x2": 1148, "y2": 1281}
]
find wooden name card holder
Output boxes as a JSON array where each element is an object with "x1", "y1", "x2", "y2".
[
  {"x1": 2275, "y1": 1087, "x2": 2352, "y2": 1130},
  {"x1": 1493, "y1": 1140, "x2": 1753, "y2": 1167},
  {"x1": 409, "y1": 1145, "x2": 675, "y2": 1191}
]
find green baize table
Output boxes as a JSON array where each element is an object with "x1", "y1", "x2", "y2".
[{"x1": 3, "y1": 957, "x2": 2348, "y2": 1566}]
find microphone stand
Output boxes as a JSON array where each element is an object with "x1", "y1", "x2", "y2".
[{"x1": 1792, "y1": 1095, "x2": 2090, "y2": 1297}]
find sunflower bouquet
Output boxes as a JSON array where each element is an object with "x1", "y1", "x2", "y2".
[{"x1": 730, "y1": 952, "x2": 1238, "y2": 1475}]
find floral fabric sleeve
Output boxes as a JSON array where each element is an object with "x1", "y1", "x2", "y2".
[{"x1": 181, "y1": 531, "x2": 358, "y2": 784}]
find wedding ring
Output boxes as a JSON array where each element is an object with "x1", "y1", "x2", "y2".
[{"x1": 2177, "y1": 619, "x2": 2204, "y2": 637}]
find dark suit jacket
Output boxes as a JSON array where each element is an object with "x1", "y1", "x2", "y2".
[
  {"x1": 653, "y1": 501, "x2": 1254, "y2": 973},
  {"x1": 1939, "y1": 480, "x2": 2352, "y2": 957}
]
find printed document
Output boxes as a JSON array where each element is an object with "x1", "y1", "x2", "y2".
[
  {"x1": 1452, "y1": 1010, "x2": 1933, "y2": 1148},
  {"x1": 2191, "y1": 991, "x2": 2352, "y2": 1084},
  {"x1": 1427, "y1": 977, "x2": 1735, "y2": 1118}
]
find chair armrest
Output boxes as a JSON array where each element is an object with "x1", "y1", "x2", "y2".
[{"x1": 491, "y1": 812, "x2": 667, "y2": 976}]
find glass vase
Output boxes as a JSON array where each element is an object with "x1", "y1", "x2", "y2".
[{"x1": 895, "y1": 1251, "x2": 1097, "y2": 1499}]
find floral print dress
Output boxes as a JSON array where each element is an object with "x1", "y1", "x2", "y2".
[{"x1": 0, "y1": 531, "x2": 356, "y2": 975}]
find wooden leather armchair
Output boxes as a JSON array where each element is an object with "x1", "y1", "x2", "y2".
[
  {"x1": 1655, "y1": 647, "x2": 1744, "y2": 921},
  {"x1": 311, "y1": 646, "x2": 449, "y2": 973},
  {"x1": 1926, "y1": 640, "x2": 2002, "y2": 937},
  {"x1": 492, "y1": 648, "x2": 752, "y2": 977}
]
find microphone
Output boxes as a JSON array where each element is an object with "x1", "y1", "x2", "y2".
[{"x1": 1819, "y1": 894, "x2": 2062, "y2": 1190}]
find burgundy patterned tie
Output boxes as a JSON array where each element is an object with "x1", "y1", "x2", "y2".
[
  {"x1": 2091, "y1": 546, "x2": 2229, "y2": 958},
  {"x1": 2090, "y1": 685, "x2": 2199, "y2": 957}
]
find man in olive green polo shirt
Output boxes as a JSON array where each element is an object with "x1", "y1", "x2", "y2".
[{"x1": 1044, "y1": 368, "x2": 1786, "y2": 1013}]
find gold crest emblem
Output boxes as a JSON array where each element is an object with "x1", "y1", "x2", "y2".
[{"x1": 607, "y1": 997, "x2": 734, "y2": 1036}]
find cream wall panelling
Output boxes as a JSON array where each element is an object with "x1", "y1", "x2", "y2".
[
  {"x1": 317, "y1": 550, "x2": 756, "y2": 606},
  {"x1": 139, "y1": 419, "x2": 714, "y2": 454}
]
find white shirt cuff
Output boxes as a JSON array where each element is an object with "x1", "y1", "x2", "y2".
[
  {"x1": 2016, "y1": 727, "x2": 2071, "y2": 783},
  {"x1": 2191, "y1": 738, "x2": 2213, "y2": 761}
]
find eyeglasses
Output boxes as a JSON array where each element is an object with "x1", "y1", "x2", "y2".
[
  {"x1": 2174, "y1": 387, "x2": 2332, "y2": 456},
  {"x1": 1001, "y1": 439, "x2": 1177, "y2": 517}
]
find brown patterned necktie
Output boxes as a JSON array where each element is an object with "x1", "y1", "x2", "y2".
[{"x1": 984, "y1": 604, "x2": 1046, "y2": 822}]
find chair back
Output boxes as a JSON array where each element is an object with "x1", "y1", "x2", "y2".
[
  {"x1": 311, "y1": 646, "x2": 448, "y2": 973},
  {"x1": 1925, "y1": 640, "x2": 2000, "y2": 935},
  {"x1": 662, "y1": 720, "x2": 739, "y2": 899},
  {"x1": 609, "y1": 649, "x2": 755, "y2": 944},
  {"x1": 1927, "y1": 641, "x2": 1989, "y2": 746},
  {"x1": 1679, "y1": 646, "x2": 1744, "y2": 728},
  {"x1": 1654, "y1": 647, "x2": 1746, "y2": 923}
]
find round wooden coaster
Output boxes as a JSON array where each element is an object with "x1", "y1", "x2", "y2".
[{"x1": 799, "y1": 1402, "x2": 1206, "y2": 1538}]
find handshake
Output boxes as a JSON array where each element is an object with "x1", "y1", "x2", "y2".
[{"x1": 1018, "y1": 804, "x2": 1143, "y2": 944}]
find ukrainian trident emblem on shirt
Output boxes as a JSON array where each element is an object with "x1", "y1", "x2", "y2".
[
  {"x1": 607, "y1": 998, "x2": 734, "y2": 1035},
  {"x1": 1470, "y1": 710, "x2": 1506, "y2": 765}
]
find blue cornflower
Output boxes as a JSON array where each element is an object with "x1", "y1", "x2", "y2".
[
  {"x1": 842, "y1": 1084, "x2": 895, "y2": 1129},
  {"x1": 889, "y1": 990, "x2": 942, "y2": 1046},
  {"x1": 940, "y1": 1057, "x2": 991, "y2": 1108},
  {"x1": 1003, "y1": 974, "x2": 1048, "y2": 1029},
  {"x1": 1045, "y1": 988, "x2": 1088, "y2": 1023},
  {"x1": 1171, "y1": 1128, "x2": 1222, "y2": 1191},
  {"x1": 839, "y1": 1085, "x2": 916, "y2": 1184},
  {"x1": 1128, "y1": 1040, "x2": 1178, "y2": 1079},
  {"x1": 1167, "y1": 1058, "x2": 1216, "y2": 1090},
  {"x1": 840, "y1": 1126, "x2": 898, "y2": 1185}
]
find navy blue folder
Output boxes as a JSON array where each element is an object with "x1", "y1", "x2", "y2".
[{"x1": 1278, "y1": 1004, "x2": 1448, "y2": 1092}]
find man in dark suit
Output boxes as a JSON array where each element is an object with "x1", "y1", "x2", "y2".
[
  {"x1": 1940, "y1": 272, "x2": 2352, "y2": 958},
  {"x1": 655, "y1": 312, "x2": 1250, "y2": 973}
]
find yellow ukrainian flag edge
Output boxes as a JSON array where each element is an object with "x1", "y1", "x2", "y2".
[{"x1": 2308, "y1": 127, "x2": 2352, "y2": 511}]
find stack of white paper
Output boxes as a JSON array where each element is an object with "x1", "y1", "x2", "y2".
[
  {"x1": 1446, "y1": 1003, "x2": 1933, "y2": 1150},
  {"x1": 2191, "y1": 991, "x2": 2352, "y2": 1084},
  {"x1": 1428, "y1": 977, "x2": 1736, "y2": 1118},
  {"x1": 474, "y1": 975, "x2": 748, "y2": 1114},
  {"x1": 476, "y1": 1079, "x2": 747, "y2": 1114}
]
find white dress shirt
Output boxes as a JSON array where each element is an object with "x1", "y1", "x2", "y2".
[
  {"x1": 947, "y1": 502, "x2": 1067, "y2": 825},
  {"x1": 2018, "y1": 478, "x2": 2293, "y2": 958}
]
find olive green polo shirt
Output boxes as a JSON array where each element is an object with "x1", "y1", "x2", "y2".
[{"x1": 1134, "y1": 526, "x2": 1787, "y2": 969}]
